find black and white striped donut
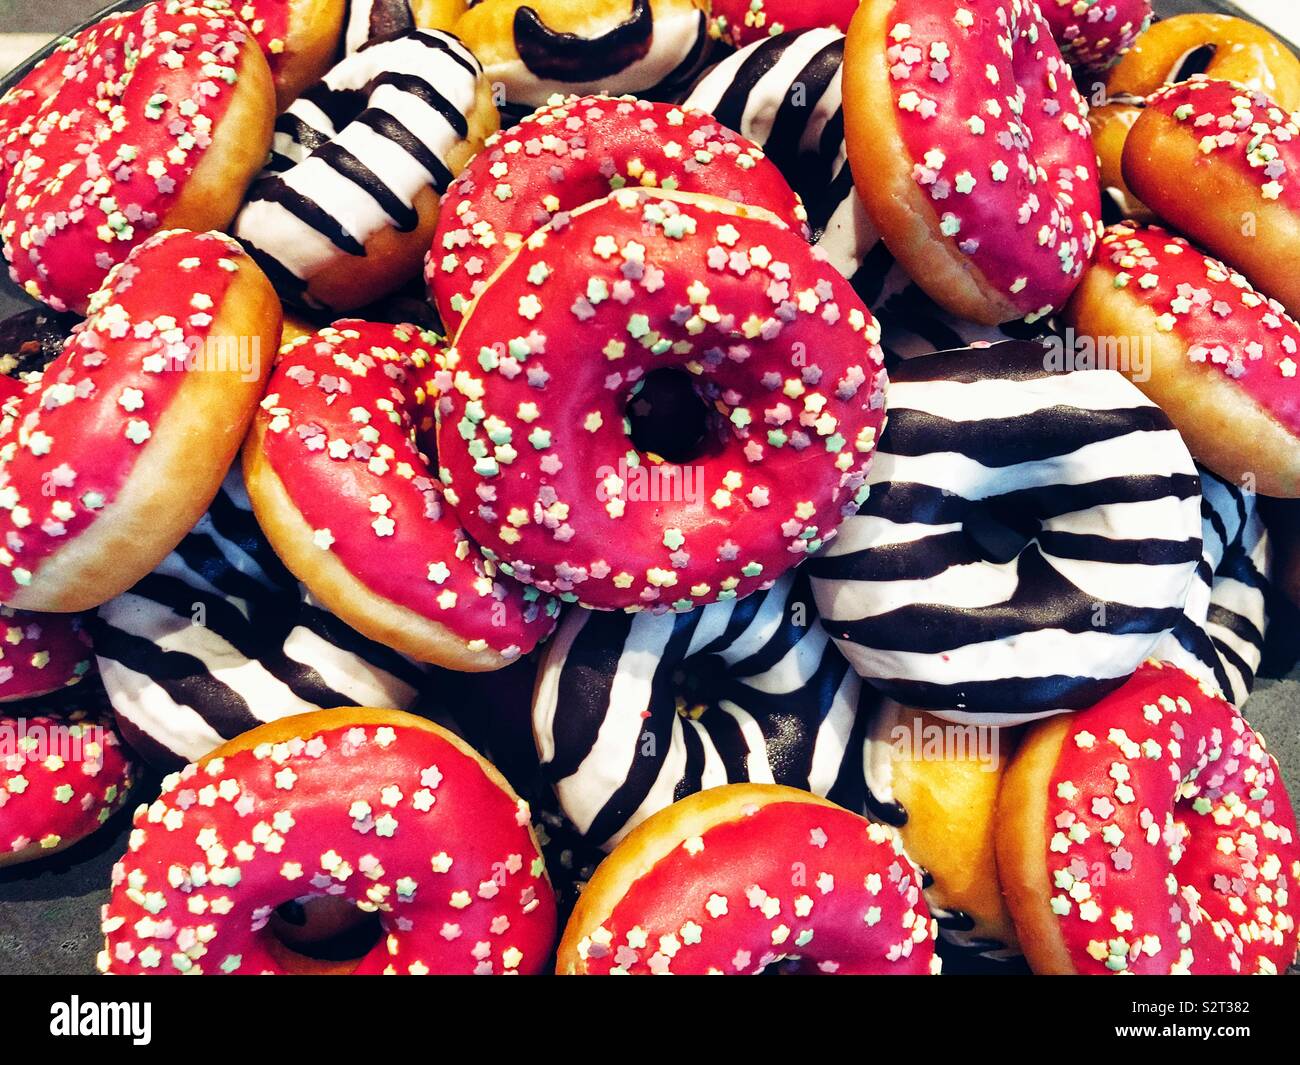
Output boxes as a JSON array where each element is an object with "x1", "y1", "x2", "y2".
[
  {"x1": 683, "y1": 28, "x2": 1043, "y2": 363},
  {"x1": 809, "y1": 342, "x2": 1204, "y2": 723},
  {"x1": 233, "y1": 29, "x2": 487, "y2": 311},
  {"x1": 1155, "y1": 468, "x2": 1270, "y2": 708},
  {"x1": 532, "y1": 569, "x2": 870, "y2": 849},
  {"x1": 93, "y1": 470, "x2": 427, "y2": 769}
]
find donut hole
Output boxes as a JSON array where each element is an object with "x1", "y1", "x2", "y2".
[
  {"x1": 268, "y1": 895, "x2": 384, "y2": 964},
  {"x1": 671, "y1": 652, "x2": 733, "y2": 717},
  {"x1": 963, "y1": 501, "x2": 1040, "y2": 566},
  {"x1": 625, "y1": 368, "x2": 715, "y2": 464},
  {"x1": 1165, "y1": 44, "x2": 1217, "y2": 83}
]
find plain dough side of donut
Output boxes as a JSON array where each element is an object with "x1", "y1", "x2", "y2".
[
  {"x1": 301, "y1": 74, "x2": 501, "y2": 311},
  {"x1": 5, "y1": 252, "x2": 282, "y2": 613},
  {"x1": 889, "y1": 707, "x2": 1021, "y2": 952},
  {"x1": 1065, "y1": 264, "x2": 1300, "y2": 498},
  {"x1": 241, "y1": 416, "x2": 520, "y2": 670},
  {"x1": 993, "y1": 714, "x2": 1077, "y2": 975},
  {"x1": 842, "y1": 0, "x2": 1022, "y2": 326},
  {"x1": 272, "y1": 0, "x2": 348, "y2": 112},
  {"x1": 554, "y1": 783, "x2": 845, "y2": 975},
  {"x1": 159, "y1": 35, "x2": 277, "y2": 244},
  {"x1": 1089, "y1": 104, "x2": 1153, "y2": 222},
  {"x1": 414, "y1": 0, "x2": 470, "y2": 31},
  {"x1": 1123, "y1": 103, "x2": 1300, "y2": 317}
]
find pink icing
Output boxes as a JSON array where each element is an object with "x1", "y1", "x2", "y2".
[
  {"x1": 100, "y1": 720, "x2": 557, "y2": 974},
  {"x1": 706, "y1": 0, "x2": 860, "y2": 49},
  {"x1": 1094, "y1": 222, "x2": 1300, "y2": 437},
  {"x1": 427, "y1": 93, "x2": 808, "y2": 336},
  {"x1": 0, "y1": 2, "x2": 256, "y2": 312},
  {"x1": 881, "y1": 0, "x2": 1103, "y2": 319},
  {"x1": 0, "y1": 606, "x2": 93, "y2": 702},
  {"x1": 1044, "y1": 661, "x2": 1299, "y2": 974},
  {"x1": 435, "y1": 189, "x2": 887, "y2": 612},
  {"x1": 0, "y1": 229, "x2": 246, "y2": 603},
  {"x1": 256, "y1": 320, "x2": 559, "y2": 659},
  {"x1": 576, "y1": 800, "x2": 938, "y2": 974},
  {"x1": 1038, "y1": 0, "x2": 1151, "y2": 70}
]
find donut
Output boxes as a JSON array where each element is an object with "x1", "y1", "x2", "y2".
[
  {"x1": 94, "y1": 469, "x2": 428, "y2": 770},
  {"x1": 556, "y1": 783, "x2": 940, "y2": 974},
  {"x1": 0, "y1": 229, "x2": 281, "y2": 613},
  {"x1": 1153, "y1": 467, "x2": 1269, "y2": 710},
  {"x1": 0, "y1": 607, "x2": 94, "y2": 704},
  {"x1": 434, "y1": 187, "x2": 889, "y2": 612},
  {"x1": 425, "y1": 92, "x2": 810, "y2": 335},
  {"x1": 997, "y1": 660, "x2": 1300, "y2": 975},
  {"x1": 233, "y1": 29, "x2": 497, "y2": 313},
  {"x1": 704, "y1": 0, "x2": 859, "y2": 49},
  {"x1": 842, "y1": 0, "x2": 1103, "y2": 325},
  {"x1": 0, "y1": 2, "x2": 276, "y2": 314},
  {"x1": 1089, "y1": 13, "x2": 1300, "y2": 223},
  {"x1": 809, "y1": 341, "x2": 1203, "y2": 722},
  {"x1": 532, "y1": 569, "x2": 868, "y2": 848},
  {"x1": 244, "y1": 320, "x2": 559, "y2": 668},
  {"x1": 1066, "y1": 222, "x2": 1300, "y2": 498},
  {"x1": 1037, "y1": 0, "x2": 1150, "y2": 72},
  {"x1": 234, "y1": 0, "x2": 347, "y2": 109},
  {"x1": 1, "y1": 706, "x2": 135, "y2": 867},
  {"x1": 1123, "y1": 77, "x2": 1300, "y2": 317},
  {"x1": 861, "y1": 700, "x2": 1021, "y2": 965},
  {"x1": 683, "y1": 27, "x2": 1039, "y2": 360},
  {"x1": 451, "y1": 0, "x2": 711, "y2": 112},
  {"x1": 98, "y1": 708, "x2": 558, "y2": 974}
]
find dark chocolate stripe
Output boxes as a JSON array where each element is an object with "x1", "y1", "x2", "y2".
[{"x1": 545, "y1": 609, "x2": 636, "y2": 779}]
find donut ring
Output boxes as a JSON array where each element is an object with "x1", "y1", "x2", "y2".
[
  {"x1": 245, "y1": 320, "x2": 559, "y2": 668},
  {"x1": 532, "y1": 568, "x2": 867, "y2": 848},
  {"x1": 556, "y1": 783, "x2": 940, "y2": 974},
  {"x1": 99, "y1": 708, "x2": 558, "y2": 974},
  {"x1": 809, "y1": 341, "x2": 1203, "y2": 722},
  {"x1": 1089, "y1": 13, "x2": 1300, "y2": 222},
  {"x1": 997, "y1": 661, "x2": 1300, "y2": 975},
  {"x1": 0, "y1": 607, "x2": 94, "y2": 703},
  {"x1": 426, "y1": 92, "x2": 810, "y2": 336},
  {"x1": 0, "y1": 229, "x2": 281, "y2": 613},
  {"x1": 234, "y1": 0, "x2": 347, "y2": 109},
  {"x1": 1154, "y1": 467, "x2": 1269, "y2": 710},
  {"x1": 842, "y1": 0, "x2": 1103, "y2": 325},
  {"x1": 1123, "y1": 77, "x2": 1300, "y2": 316},
  {"x1": 434, "y1": 187, "x2": 888, "y2": 612},
  {"x1": 705, "y1": 0, "x2": 859, "y2": 50},
  {"x1": 1, "y1": 706, "x2": 135, "y2": 867},
  {"x1": 95, "y1": 469, "x2": 429, "y2": 769},
  {"x1": 234, "y1": 29, "x2": 497, "y2": 313},
  {"x1": 1066, "y1": 222, "x2": 1300, "y2": 498},
  {"x1": 0, "y1": 2, "x2": 275, "y2": 314},
  {"x1": 1037, "y1": 0, "x2": 1150, "y2": 72}
]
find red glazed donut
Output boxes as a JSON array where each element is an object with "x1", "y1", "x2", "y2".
[
  {"x1": 1037, "y1": 0, "x2": 1150, "y2": 71},
  {"x1": 0, "y1": 229, "x2": 282, "y2": 612},
  {"x1": 99, "y1": 708, "x2": 558, "y2": 974},
  {"x1": 434, "y1": 188, "x2": 888, "y2": 612},
  {"x1": 233, "y1": 0, "x2": 347, "y2": 109},
  {"x1": 706, "y1": 0, "x2": 860, "y2": 49},
  {"x1": 243, "y1": 320, "x2": 559, "y2": 669},
  {"x1": 1066, "y1": 222, "x2": 1300, "y2": 497},
  {"x1": 0, "y1": 2, "x2": 275, "y2": 313},
  {"x1": 0, "y1": 607, "x2": 93, "y2": 703},
  {"x1": 1123, "y1": 77, "x2": 1300, "y2": 316},
  {"x1": 556, "y1": 783, "x2": 940, "y2": 974},
  {"x1": 1, "y1": 707, "x2": 135, "y2": 867},
  {"x1": 426, "y1": 93, "x2": 809, "y2": 336},
  {"x1": 997, "y1": 661, "x2": 1300, "y2": 975},
  {"x1": 843, "y1": 0, "x2": 1103, "y2": 324}
]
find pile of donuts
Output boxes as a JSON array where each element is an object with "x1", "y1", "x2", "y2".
[{"x1": 0, "y1": 0, "x2": 1297, "y2": 976}]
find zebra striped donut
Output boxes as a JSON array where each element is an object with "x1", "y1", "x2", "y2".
[
  {"x1": 532, "y1": 569, "x2": 869, "y2": 849},
  {"x1": 1154, "y1": 467, "x2": 1270, "y2": 708},
  {"x1": 809, "y1": 341, "x2": 1204, "y2": 723},
  {"x1": 234, "y1": 29, "x2": 494, "y2": 312},
  {"x1": 683, "y1": 29, "x2": 1046, "y2": 363},
  {"x1": 94, "y1": 469, "x2": 427, "y2": 770}
]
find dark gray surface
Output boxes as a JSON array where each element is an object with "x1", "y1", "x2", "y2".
[{"x1": 0, "y1": 0, "x2": 1297, "y2": 977}]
